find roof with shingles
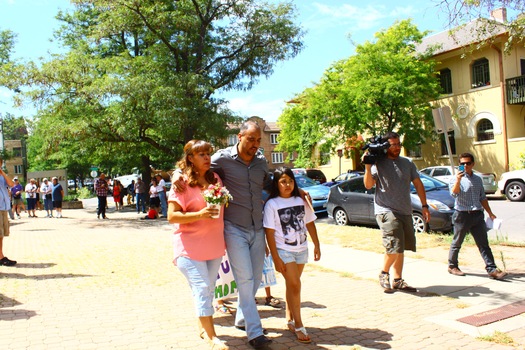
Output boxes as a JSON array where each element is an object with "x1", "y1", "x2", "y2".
[{"x1": 416, "y1": 18, "x2": 508, "y2": 56}]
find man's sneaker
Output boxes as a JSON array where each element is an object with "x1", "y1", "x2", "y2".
[
  {"x1": 0, "y1": 257, "x2": 17, "y2": 266},
  {"x1": 248, "y1": 335, "x2": 272, "y2": 349},
  {"x1": 392, "y1": 279, "x2": 417, "y2": 292},
  {"x1": 448, "y1": 267, "x2": 466, "y2": 276},
  {"x1": 488, "y1": 269, "x2": 508, "y2": 280},
  {"x1": 379, "y1": 272, "x2": 393, "y2": 292}
]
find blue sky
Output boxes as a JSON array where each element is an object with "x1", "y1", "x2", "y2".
[{"x1": 1, "y1": 0, "x2": 452, "y2": 121}]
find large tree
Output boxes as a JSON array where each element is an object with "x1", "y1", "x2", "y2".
[
  {"x1": 6, "y1": 0, "x2": 304, "y2": 178},
  {"x1": 278, "y1": 20, "x2": 441, "y2": 167}
]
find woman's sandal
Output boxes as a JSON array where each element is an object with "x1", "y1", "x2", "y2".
[
  {"x1": 207, "y1": 336, "x2": 229, "y2": 350},
  {"x1": 295, "y1": 326, "x2": 312, "y2": 344}
]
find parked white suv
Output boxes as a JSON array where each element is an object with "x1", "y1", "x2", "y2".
[{"x1": 498, "y1": 169, "x2": 525, "y2": 201}]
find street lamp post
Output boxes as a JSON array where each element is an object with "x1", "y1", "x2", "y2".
[{"x1": 337, "y1": 149, "x2": 343, "y2": 175}]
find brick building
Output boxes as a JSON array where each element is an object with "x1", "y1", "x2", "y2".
[
  {"x1": 227, "y1": 116, "x2": 296, "y2": 171},
  {"x1": 4, "y1": 140, "x2": 25, "y2": 183}
]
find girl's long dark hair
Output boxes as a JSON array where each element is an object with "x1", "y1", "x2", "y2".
[{"x1": 269, "y1": 167, "x2": 300, "y2": 199}]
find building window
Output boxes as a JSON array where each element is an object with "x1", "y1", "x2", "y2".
[
  {"x1": 439, "y1": 68, "x2": 452, "y2": 94},
  {"x1": 288, "y1": 152, "x2": 294, "y2": 161},
  {"x1": 406, "y1": 145, "x2": 422, "y2": 158},
  {"x1": 270, "y1": 133, "x2": 279, "y2": 144},
  {"x1": 12, "y1": 147, "x2": 22, "y2": 157},
  {"x1": 14, "y1": 165, "x2": 23, "y2": 174},
  {"x1": 271, "y1": 152, "x2": 284, "y2": 164},
  {"x1": 440, "y1": 131, "x2": 456, "y2": 155},
  {"x1": 471, "y1": 58, "x2": 490, "y2": 88},
  {"x1": 320, "y1": 152, "x2": 331, "y2": 166},
  {"x1": 227, "y1": 134, "x2": 237, "y2": 146},
  {"x1": 477, "y1": 119, "x2": 494, "y2": 141}
]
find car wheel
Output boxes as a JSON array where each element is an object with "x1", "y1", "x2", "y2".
[
  {"x1": 412, "y1": 212, "x2": 427, "y2": 234},
  {"x1": 505, "y1": 181, "x2": 525, "y2": 202},
  {"x1": 333, "y1": 208, "x2": 349, "y2": 226}
]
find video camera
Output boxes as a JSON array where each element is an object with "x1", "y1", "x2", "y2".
[{"x1": 361, "y1": 135, "x2": 390, "y2": 164}]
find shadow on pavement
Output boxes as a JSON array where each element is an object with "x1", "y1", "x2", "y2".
[
  {"x1": 0, "y1": 309, "x2": 38, "y2": 321},
  {"x1": 0, "y1": 272, "x2": 93, "y2": 280},
  {"x1": 10, "y1": 263, "x2": 57, "y2": 269}
]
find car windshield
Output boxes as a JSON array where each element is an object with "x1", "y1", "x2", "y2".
[
  {"x1": 295, "y1": 175, "x2": 317, "y2": 188},
  {"x1": 411, "y1": 173, "x2": 448, "y2": 193}
]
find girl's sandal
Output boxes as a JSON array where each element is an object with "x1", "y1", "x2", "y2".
[
  {"x1": 295, "y1": 326, "x2": 311, "y2": 344},
  {"x1": 215, "y1": 305, "x2": 231, "y2": 314}
]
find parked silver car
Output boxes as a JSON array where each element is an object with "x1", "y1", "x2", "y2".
[
  {"x1": 326, "y1": 174, "x2": 454, "y2": 233},
  {"x1": 420, "y1": 165, "x2": 497, "y2": 194}
]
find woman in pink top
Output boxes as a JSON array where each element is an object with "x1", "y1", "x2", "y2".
[{"x1": 168, "y1": 139, "x2": 227, "y2": 350}]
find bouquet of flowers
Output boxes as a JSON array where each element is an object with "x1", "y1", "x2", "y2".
[{"x1": 202, "y1": 183, "x2": 233, "y2": 206}]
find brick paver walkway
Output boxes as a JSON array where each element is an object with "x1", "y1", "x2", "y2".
[{"x1": 0, "y1": 203, "x2": 521, "y2": 349}]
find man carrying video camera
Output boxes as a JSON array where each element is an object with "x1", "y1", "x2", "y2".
[{"x1": 363, "y1": 131, "x2": 430, "y2": 293}]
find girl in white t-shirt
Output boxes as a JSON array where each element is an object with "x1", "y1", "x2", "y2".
[{"x1": 263, "y1": 167, "x2": 321, "y2": 344}]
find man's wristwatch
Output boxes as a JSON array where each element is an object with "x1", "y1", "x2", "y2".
[{"x1": 422, "y1": 204, "x2": 429, "y2": 209}]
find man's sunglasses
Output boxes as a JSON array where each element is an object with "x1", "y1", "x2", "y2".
[{"x1": 459, "y1": 162, "x2": 472, "y2": 166}]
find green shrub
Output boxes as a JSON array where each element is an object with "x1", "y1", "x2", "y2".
[{"x1": 75, "y1": 187, "x2": 94, "y2": 199}]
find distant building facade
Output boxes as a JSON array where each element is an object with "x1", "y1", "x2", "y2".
[
  {"x1": 4, "y1": 140, "x2": 25, "y2": 183},
  {"x1": 227, "y1": 116, "x2": 297, "y2": 171}
]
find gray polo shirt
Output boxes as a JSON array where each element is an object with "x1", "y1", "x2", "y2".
[
  {"x1": 212, "y1": 144, "x2": 268, "y2": 230},
  {"x1": 371, "y1": 156, "x2": 419, "y2": 216}
]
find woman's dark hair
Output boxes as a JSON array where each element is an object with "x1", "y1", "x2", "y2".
[
  {"x1": 269, "y1": 167, "x2": 300, "y2": 199},
  {"x1": 176, "y1": 139, "x2": 217, "y2": 188}
]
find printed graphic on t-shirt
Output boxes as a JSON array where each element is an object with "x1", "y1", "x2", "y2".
[{"x1": 278, "y1": 205, "x2": 307, "y2": 246}]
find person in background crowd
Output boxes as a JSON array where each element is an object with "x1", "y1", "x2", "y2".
[
  {"x1": 140, "y1": 205, "x2": 159, "y2": 220},
  {"x1": 51, "y1": 177, "x2": 64, "y2": 219},
  {"x1": 11, "y1": 177, "x2": 24, "y2": 220},
  {"x1": 0, "y1": 158, "x2": 17, "y2": 266},
  {"x1": 149, "y1": 177, "x2": 160, "y2": 213},
  {"x1": 127, "y1": 180, "x2": 135, "y2": 206},
  {"x1": 25, "y1": 178, "x2": 38, "y2": 218},
  {"x1": 35, "y1": 180, "x2": 43, "y2": 211},
  {"x1": 113, "y1": 179, "x2": 122, "y2": 211},
  {"x1": 40, "y1": 178, "x2": 53, "y2": 218},
  {"x1": 134, "y1": 177, "x2": 147, "y2": 214},
  {"x1": 95, "y1": 173, "x2": 109, "y2": 219},
  {"x1": 155, "y1": 173, "x2": 168, "y2": 218}
]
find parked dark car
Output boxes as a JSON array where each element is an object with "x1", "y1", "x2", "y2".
[
  {"x1": 292, "y1": 168, "x2": 327, "y2": 184},
  {"x1": 326, "y1": 173, "x2": 454, "y2": 233},
  {"x1": 323, "y1": 171, "x2": 364, "y2": 187},
  {"x1": 294, "y1": 175, "x2": 330, "y2": 214}
]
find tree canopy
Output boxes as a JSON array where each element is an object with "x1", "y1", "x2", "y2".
[
  {"x1": 277, "y1": 20, "x2": 441, "y2": 167},
  {"x1": 3, "y1": 0, "x2": 304, "y2": 178}
]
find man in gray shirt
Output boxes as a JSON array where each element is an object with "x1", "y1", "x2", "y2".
[
  {"x1": 363, "y1": 131, "x2": 430, "y2": 293},
  {"x1": 211, "y1": 121, "x2": 271, "y2": 349}
]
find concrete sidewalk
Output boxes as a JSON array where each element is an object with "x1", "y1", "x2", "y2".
[{"x1": 0, "y1": 201, "x2": 523, "y2": 349}]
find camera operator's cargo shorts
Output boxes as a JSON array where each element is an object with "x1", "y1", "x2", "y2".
[
  {"x1": 0, "y1": 211, "x2": 10, "y2": 237},
  {"x1": 376, "y1": 211, "x2": 415, "y2": 253}
]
